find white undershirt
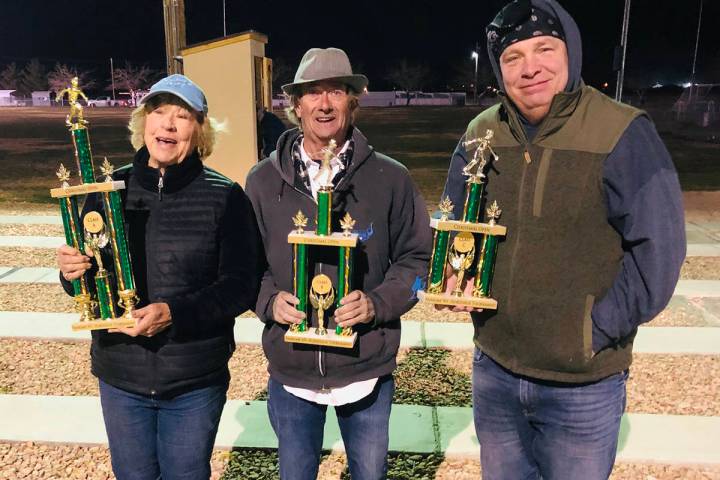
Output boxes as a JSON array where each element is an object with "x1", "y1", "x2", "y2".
[{"x1": 283, "y1": 139, "x2": 378, "y2": 406}]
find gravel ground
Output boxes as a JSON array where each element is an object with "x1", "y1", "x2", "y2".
[
  {"x1": 445, "y1": 351, "x2": 720, "y2": 416},
  {"x1": 0, "y1": 284, "x2": 75, "y2": 312},
  {"x1": 0, "y1": 247, "x2": 56, "y2": 267},
  {"x1": 682, "y1": 257, "x2": 720, "y2": 280},
  {"x1": 0, "y1": 442, "x2": 230, "y2": 479},
  {"x1": 0, "y1": 224, "x2": 64, "y2": 237},
  {"x1": 3, "y1": 442, "x2": 720, "y2": 480}
]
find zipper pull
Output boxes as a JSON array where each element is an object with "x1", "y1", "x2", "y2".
[
  {"x1": 523, "y1": 149, "x2": 532, "y2": 164},
  {"x1": 157, "y1": 174, "x2": 164, "y2": 201}
]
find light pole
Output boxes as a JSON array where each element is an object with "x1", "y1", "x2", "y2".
[
  {"x1": 110, "y1": 57, "x2": 116, "y2": 101},
  {"x1": 614, "y1": 0, "x2": 631, "y2": 102},
  {"x1": 689, "y1": 0, "x2": 704, "y2": 104},
  {"x1": 471, "y1": 51, "x2": 479, "y2": 105}
]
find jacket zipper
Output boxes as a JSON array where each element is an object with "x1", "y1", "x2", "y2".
[
  {"x1": 157, "y1": 173, "x2": 164, "y2": 201},
  {"x1": 523, "y1": 148, "x2": 532, "y2": 164}
]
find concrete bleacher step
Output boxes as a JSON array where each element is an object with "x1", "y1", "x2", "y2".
[
  {"x1": 2, "y1": 311, "x2": 719, "y2": 355},
  {"x1": 0, "y1": 394, "x2": 718, "y2": 464}
]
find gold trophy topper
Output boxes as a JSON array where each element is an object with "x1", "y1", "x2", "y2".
[
  {"x1": 487, "y1": 201, "x2": 502, "y2": 226},
  {"x1": 100, "y1": 157, "x2": 115, "y2": 183},
  {"x1": 438, "y1": 196, "x2": 454, "y2": 221},
  {"x1": 449, "y1": 232, "x2": 476, "y2": 297},
  {"x1": 56, "y1": 164, "x2": 71, "y2": 188},
  {"x1": 462, "y1": 129, "x2": 499, "y2": 181},
  {"x1": 315, "y1": 139, "x2": 339, "y2": 187},
  {"x1": 309, "y1": 274, "x2": 335, "y2": 335},
  {"x1": 56, "y1": 76, "x2": 89, "y2": 128},
  {"x1": 292, "y1": 210, "x2": 308, "y2": 233},
  {"x1": 340, "y1": 212, "x2": 356, "y2": 237}
]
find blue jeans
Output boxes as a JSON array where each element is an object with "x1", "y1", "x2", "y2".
[
  {"x1": 99, "y1": 379, "x2": 227, "y2": 480},
  {"x1": 267, "y1": 375, "x2": 394, "y2": 480},
  {"x1": 472, "y1": 348, "x2": 627, "y2": 480}
]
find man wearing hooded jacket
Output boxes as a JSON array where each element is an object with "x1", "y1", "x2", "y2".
[
  {"x1": 440, "y1": 1, "x2": 685, "y2": 478},
  {"x1": 245, "y1": 48, "x2": 431, "y2": 480}
]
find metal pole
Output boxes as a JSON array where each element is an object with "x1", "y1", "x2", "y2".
[
  {"x1": 689, "y1": 0, "x2": 704, "y2": 104},
  {"x1": 223, "y1": 0, "x2": 227, "y2": 37},
  {"x1": 615, "y1": 0, "x2": 631, "y2": 102},
  {"x1": 110, "y1": 57, "x2": 116, "y2": 101}
]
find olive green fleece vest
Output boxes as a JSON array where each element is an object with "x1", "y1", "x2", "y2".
[{"x1": 466, "y1": 86, "x2": 644, "y2": 383}]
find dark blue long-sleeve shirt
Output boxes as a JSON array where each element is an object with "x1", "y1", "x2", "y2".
[{"x1": 441, "y1": 116, "x2": 686, "y2": 352}]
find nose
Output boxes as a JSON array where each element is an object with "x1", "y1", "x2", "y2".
[
  {"x1": 160, "y1": 113, "x2": 176, "y2": 131},
  {"x1": 319, "y1": 91, "x2": 333, "y2": 111},
  {"x1": 521, "y1": 55, "x2": 541, "y2": 79}
]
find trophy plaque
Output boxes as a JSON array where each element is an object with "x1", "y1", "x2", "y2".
[
  {"x1": 285, "y1": 140, "x2": 358, "y2": 348},
  {"x1": 418, "y1": 129, "x2": 507, "y2": 309},
  {"x1": 51, "y1": 78, "x2": 138, "y2": 331}
]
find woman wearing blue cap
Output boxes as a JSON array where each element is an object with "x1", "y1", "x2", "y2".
[{"x1": 56, "y1": 74, "x2": 262, "y2": 479}]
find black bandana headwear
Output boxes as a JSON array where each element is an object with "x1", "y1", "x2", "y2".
[{"x1": 487, "y1": 0, "x2": 565, "y2": 58}]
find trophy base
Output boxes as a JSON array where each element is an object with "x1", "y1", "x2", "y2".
[
  {"x1": 71, "y1": 317, "x2": 136, "y2": 331},
  {"x1": 284, "y1": 329, "x2": 357, "y2": 349},
  {"x1": 417, "y1": 290, "x2": 498, "y2": 310}
]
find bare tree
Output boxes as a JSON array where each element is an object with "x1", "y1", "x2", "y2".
[
  {"x1": 48, "y1": 63, "x2": 96, "y2": 99},
  {"x1": 20, "y1": 58, "x2": 47, "y2": 96},
  {"x1": 385, "y1": 59, "x2": 430, "y2": 106},
  {"x1": 112, "y1": 62, "x2": 157, "y2": 106},
  {"x1": 0, "y1": 63, "x2": 21, "y2": 90}
]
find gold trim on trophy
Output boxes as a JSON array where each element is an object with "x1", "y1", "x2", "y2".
[
  {"x1": 340, "y1": 213, "x2": 356, "y2": 237},
  {"x1": 292, "y1": 210, "x2": 309, "y2": 234}
]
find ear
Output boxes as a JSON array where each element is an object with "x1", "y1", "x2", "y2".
[{"x1": 294, "y1": 102, "x2": 303, "y2": 120}]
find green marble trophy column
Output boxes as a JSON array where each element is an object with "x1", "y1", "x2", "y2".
[{"x1": 474, "y1": 201, "x2": 502, "y2": 298}]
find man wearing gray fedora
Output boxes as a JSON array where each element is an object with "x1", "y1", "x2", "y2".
[{"x1": 245, "y1": 48, "x2": 431, "y2": 479}]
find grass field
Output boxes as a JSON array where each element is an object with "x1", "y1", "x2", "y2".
[{"x1": 0, "y1": 106, "x2": 718, "y2": 210}]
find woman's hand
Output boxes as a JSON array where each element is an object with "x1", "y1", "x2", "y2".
[
  {"x1": 57, "y1": 244, "x2": 92, "y2": 281},
  {"x1": 112, "y1": 303, "x2": 172, "y2": 337}
]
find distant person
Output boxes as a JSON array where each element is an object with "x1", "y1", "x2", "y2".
[
  {"x1": 439, "y1": 0, "x2": 685, "y2": 479},
  {"x1": 56, "y1": 74, "x2": 262, "y2": 479},
  {"x1": 257, "y1": 105, "x2": 288, "y2": 160},
  {"x1": 245, "y1": 47, "x2": 432, "y2": 479}
]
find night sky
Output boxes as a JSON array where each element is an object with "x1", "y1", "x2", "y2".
[{"x1": 1, "y1": 0, "x2": 719, "y2": 92}]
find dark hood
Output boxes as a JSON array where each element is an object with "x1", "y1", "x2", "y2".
[{"x1": 487, "y1": 0, "x2": 583, "y2": 94}]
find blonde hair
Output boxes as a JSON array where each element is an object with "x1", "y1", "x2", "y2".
[
  {"x1": 284, "y1": 86, "x2": 360, "y2": 127},
  {"x1": 128, "y1": 93, "x2": 223, "y2": 159}
]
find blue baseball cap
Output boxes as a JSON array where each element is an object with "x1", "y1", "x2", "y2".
[{"x1": 140, "y1": 74, "x2": 208, "y2": 115}]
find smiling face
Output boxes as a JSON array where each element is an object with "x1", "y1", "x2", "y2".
[
  {"x1": 143, "y1": 102, "x2": 200, "y2": 170},
  {"x1": 500, "y1": 35, "x2": 569, "y2": 124},
  {"x1": 294, "y1": 80, "x2": 355, "y2": 156}
]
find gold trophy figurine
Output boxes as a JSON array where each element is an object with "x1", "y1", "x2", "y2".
[
  {"x1": 56, "y1": 76, "x2": 89, "y2": 127},
  {"x1": 309, "y1": 274, "x2": 335, "y2": 335},
  {"x1": 462, "y1": 129, "x2": 499, "y2": 180}
]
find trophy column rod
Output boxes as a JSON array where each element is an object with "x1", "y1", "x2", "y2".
[{"x1": 293, "y1": 243, "x2": 308, "y2": 332}]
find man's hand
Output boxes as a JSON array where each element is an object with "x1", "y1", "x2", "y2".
[
  {"x1": 272, "y1": 291, "x2": 306, "y2": 325},
  {"x1": 57, "y1": 244, "x2": 92, "y2": 281},
  {"x1": 111, "y1": 302, "x2": 172, "y2": 337},
  {"x1": 335, "y1": 290, "x2": 375, "y2": 328},
  {"x1": 435, "y1": 269, "x2": 484, "y2": 313}
]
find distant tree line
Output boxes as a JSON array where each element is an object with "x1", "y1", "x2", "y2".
[{"x1": 0, "y1": 59, "x2": 160, "y2": 101}]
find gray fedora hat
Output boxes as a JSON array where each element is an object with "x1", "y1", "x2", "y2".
[{"x1": 282, "y1": 48, "x2": 368, "y2": 96}]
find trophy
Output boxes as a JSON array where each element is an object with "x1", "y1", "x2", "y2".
[
  {"x1": 285, "y1": 140, "x2": 358, "y2": 348},
  {"x1": 418, "y1": 129, "x2": 507, "y2": 309},
  {"x1": 51, "y1": 78, "x2": 138, "y2": 331}
]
